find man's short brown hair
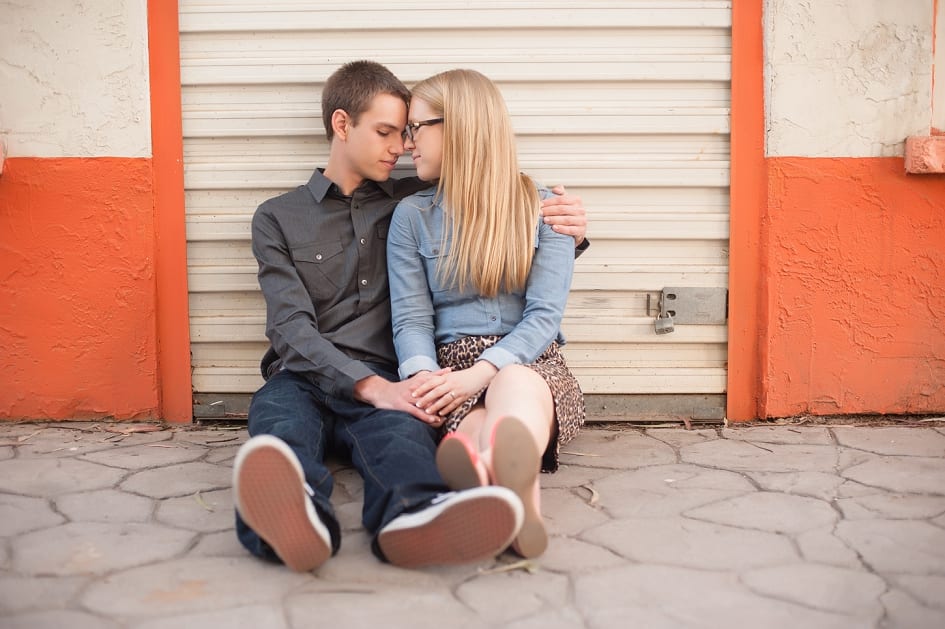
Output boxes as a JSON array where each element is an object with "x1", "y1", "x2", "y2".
[{"x1": 321, "y1": 60, "x2": 410, "y2": 142}]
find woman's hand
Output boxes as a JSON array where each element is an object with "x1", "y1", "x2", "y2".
[
  {"x1": 410, "y1": 361, "x2": 499, "y2": 417},
  {"x1": 382, "y1": 368, "x2": 451, "y2": 425}
]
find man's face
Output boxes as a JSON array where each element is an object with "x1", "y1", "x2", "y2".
[{"x1": 342, "y1": 93, "x2": 407, "y2": 183}]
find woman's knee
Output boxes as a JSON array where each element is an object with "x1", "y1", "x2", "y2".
[{"x1": 491, "y1": 364, "x2": 547, "y2": 393}]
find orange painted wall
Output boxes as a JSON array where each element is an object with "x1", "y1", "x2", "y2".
[
  {"x1": 763, "y1": 157, "x2": 945, "y2": 417},
  {"x1": 0, "y1": 157, "x2": 160, "y2": 419}
]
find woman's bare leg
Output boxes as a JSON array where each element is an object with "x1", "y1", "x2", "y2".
[
  {"x1": 456, "y1": 406, "x2": 487, "y2": 440},
  {"x1": 478, "y1": 365, "x2": 554, "y2": 464},
  {"x1": 479, "y1": 365, "x2": 555, "y2": 557}
]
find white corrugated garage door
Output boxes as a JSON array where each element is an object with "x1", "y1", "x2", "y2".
[{"x1": 178, "y1": 1, "x2": 732, "y2": 420}]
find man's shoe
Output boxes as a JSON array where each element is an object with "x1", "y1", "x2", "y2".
[
  {"x1": 233, "y1": 435, "x2": 331, "y2": 572},
  {"x1": 377, "y1": 486, "x2": 523, "y2": 568}
]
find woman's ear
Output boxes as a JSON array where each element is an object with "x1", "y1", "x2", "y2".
[{"x1": 330, "y1": 109, "x2": 350, "y2": 141}]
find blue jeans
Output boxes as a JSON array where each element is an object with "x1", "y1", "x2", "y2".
[{"x1": 235, "y1": 368, "x2": 447, "y2": 563}]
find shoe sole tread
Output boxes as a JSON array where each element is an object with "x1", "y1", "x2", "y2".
[
  {"x1": 236, "y1": 443, "x2": 330, "y2": 572},
  {"x1": 492, "y1": 417, "x2": 548, "y2": 558},
  {"x1": 379, "y1": 494, "x2": 518, "y2": 568},
  {"x1": 436, "y1": 435, "x2": 485, "y2": 490}
]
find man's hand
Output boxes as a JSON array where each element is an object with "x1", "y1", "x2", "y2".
[
  {"x1": 353, "y1": 372, "x2": 445, "y2": 425},
  {"x1": 541, "y1": 184, "x2": 587, "y2": 245}
]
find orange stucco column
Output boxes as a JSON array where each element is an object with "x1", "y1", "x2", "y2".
[
  {"x1": 727, "y1": 0, "x2": 767, "y2": 421},
  {"x1": 149, "y1": 0, "x2": 193, "y2": 423}
]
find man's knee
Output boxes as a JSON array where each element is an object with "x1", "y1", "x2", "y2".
[
  {"x1": 380, "y1": 411, "x2": 438, "y2": 444},
  {"x1": 248, "y1": 372, "x2": 321, "y2": 432}
]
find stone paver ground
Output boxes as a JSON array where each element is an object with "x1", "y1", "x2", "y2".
[{"x1": 1, "y1": 421, "x2": 944, "y2": 628}]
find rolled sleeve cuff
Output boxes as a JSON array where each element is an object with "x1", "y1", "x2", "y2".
[
  {"x1": 479, "y1": 345, "x2": 520, "y2": 371},
  {"x1": 336, "y1": 360, "x2": 379, "y2": 397},
  {"x1": 399, "y1": 355, "x2": 440, "y2": 380}
]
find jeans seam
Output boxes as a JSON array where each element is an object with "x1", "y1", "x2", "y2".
[{"x1": 343, "y1": 419, "x2": 391, "y2": 496}]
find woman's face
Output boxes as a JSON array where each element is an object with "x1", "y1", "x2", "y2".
[{"x1": 404, "y1": 98, "x2": 443, "y2": 182}]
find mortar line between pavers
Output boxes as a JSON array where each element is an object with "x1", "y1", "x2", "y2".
[
  {"x1": 829, "y1": 512, "x2": 885, "y2": 586},
  {"x1": 733, "y1": 568, "x2": 886, "y2": 625}
]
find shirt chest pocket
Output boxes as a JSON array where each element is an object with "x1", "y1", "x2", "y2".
[
  {"x1": 418, "y1": 240, "x2": 448, "y2": 294},
  {"x1": 292, "y1": 240, "x2": 345, "y2": 296}
]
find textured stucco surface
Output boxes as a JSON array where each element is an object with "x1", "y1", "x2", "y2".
[
  {"x1": 764, "y1": 157, "x2": 945, "y2": 417},
  {"x1": 905, "y1": 135, "x2": 945, "y2": 172},
  {"x1": 0, "y1": 0, "x2": 151, "y2": 157},
  {"x1": 765, "y1": 0, "x2": 934, "y2": 157},
  {"x1": 0, "y1": 158, "x2": 159, "y2": 419}
]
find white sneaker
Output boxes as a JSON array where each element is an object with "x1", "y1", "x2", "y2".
[
  {"x1": 377, "y1": 486, "x2": 524, "y2": 568},
  {"x1": 233, "y1": 435, "x2": 331, "y2": 572}
]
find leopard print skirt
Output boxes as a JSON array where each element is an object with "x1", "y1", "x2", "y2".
[{"x1": 436, "y1": 335, "x2": 585, "y2": 472}]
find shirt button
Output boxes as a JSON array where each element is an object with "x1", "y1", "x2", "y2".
[
  {"x1": 315, "y1": 254, "x2": 323, "y2": 261},
  {"x1": 490, "y1": 316, "x2": 497, "y2": 321},
  {"x1": 360, "y1": 238, "x2": 366, "y2": 245},
  {"x1": 361, "y1": 279, "x2": 368, "y2": 286}
]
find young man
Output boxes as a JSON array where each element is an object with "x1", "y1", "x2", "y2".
[{"x1": 232, "y1": 61, "x2": 588, "y2": 571}]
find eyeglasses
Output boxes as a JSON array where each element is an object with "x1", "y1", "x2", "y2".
[{"x1": 403, "y1": 118, "x2": 443, "y2": 142}]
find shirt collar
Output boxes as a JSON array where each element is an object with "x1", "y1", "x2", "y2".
[{"x1": 306, "y1": 168, "x2": 397, "y2": 202}]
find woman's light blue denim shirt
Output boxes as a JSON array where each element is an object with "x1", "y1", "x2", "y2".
[{"x1": 387, "y1": 185, "x2": 575, "y2": 379}]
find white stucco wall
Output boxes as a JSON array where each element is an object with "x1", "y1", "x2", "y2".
[
  {"x1": 765, "y1": 0, "x2": 934, "y2": 157},
  {"x1": 0, "y1": 0, "x2": 151, "y2": 158}
]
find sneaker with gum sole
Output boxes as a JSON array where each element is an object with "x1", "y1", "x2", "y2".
[
  {"x1": 377, "y1": 486, "x2": 523, "y2": 568},
  {"x1": 233, "y1": 435, "x2": 332, "y2": 572}
]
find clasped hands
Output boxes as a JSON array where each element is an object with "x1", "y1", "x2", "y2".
[{"x1": 407, "y1": 361, "x2": 499, "y2": 427}]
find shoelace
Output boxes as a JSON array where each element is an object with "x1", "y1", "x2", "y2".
[{"x1": 429, "y1": 491, "x2": 456, "y2": 505}]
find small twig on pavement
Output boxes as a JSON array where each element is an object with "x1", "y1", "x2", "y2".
[
  {"x1": 744, "y1": 441, "x2": 774, "y2": 453},
  {"x1": 104, "y1": 424, "x2": 164, "y2": 435},
  {"x1": 580, "y1": 484, "x2": 600, "y2": 506},
  {"x1": 205, "y1": 436, "x2": 240, "y2": 443},
  {"x1": 18, "y1": 430, "x2": 43, "y2": 442},
  {"x1": 478, "y1": 559, "x2": 538, "y2": 575},
  {"x1": 194, "y1": 491, "x2": 215, "y2": 512}
]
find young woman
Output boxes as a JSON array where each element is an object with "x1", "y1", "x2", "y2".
[{"x1": 387, "y1": 69, "x2": 585, "y2": 558}]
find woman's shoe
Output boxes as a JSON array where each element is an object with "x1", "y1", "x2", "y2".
[
  {"x1": 436, "y1": 432, "x2": 489, "y2": 490},
  {"x1": 490, "y1": 416, "x2": 547, "y2": 558}
]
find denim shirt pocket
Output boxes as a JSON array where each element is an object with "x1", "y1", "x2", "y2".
[
  {"x1": 292, "y1": 240, "x2": 345, "y2": 297},
  {"x1": 418, "y1": 240, "x2": 448, "y2": 294}
]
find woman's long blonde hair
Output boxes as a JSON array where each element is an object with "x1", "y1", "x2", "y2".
[{"x1": 411, "y1": 69, "x2": 539, "y2": 297}]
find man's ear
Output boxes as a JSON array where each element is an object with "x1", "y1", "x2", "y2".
[{"x1": 330, "y1": 109, "x2": 350, "y2": 141}]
